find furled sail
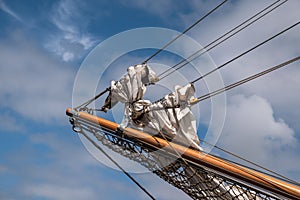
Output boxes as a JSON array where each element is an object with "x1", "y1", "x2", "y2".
[{"x1": 101, "y1": 64, "x2": 201, "y2": 150}]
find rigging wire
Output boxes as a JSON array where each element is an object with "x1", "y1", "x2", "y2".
[
  {"x1": 207, "y1": 149, "x2": 300, "y2": 187},
  {"x1": 74, "y1": 0, "x2": 229, "y2": 111},
  {"x1": 75, "y1": 87, "x2": 110, "y2": 111},
  {"x1": 153, "y1": 3, "x2": 297, "y2": 105},
  {"x1": 78, "y1": 126, "x2": 156, "y2": 200},
  {"x1": 75, "y1": 1, "x2": 292, "y2": 111},
  {"x1": 74, "y1": 1, "x2": 288, "y2": 110},
  {"x1": 191, "y1": 20, "x2": 300, "y2": 84},
  {"x1": 192, "y1": 55, "x2": 300, "y2": 103},
  {"x1": 141, "y1": 0, "x2": 229, "y2": 64},
  {"x1": 158, "y1": 0, "x2": 287, "y2": 80},
  {"x1": 199, "y1": 138, "x2": 300, "y2": 186}
]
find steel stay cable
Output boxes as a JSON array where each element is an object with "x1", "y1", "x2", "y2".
[
  {"x1": 75, "y1": 87, "x2": 110, "y2": 110},
  {"x1": 75, "y1": 1, "x2": 291, "y2": 111},
  {"x1": 75, "y1": 0, "x2": 229, "y2": 111},
  {"x1": 75, "y1": 0, "x2": 285, "y2": 110},
  {"x1": 208, "y1": 149, "x2": 300, "y2": 187},
  {"x1": 193, "y1": 55, "x2": 300, "y2": 103},
  {"x1": 203, "y1": 145, "x2": 299, "y2": 199},
  {"x1": 198, "y1": 138, "x2": 300, "y2": 186},
  {"x1": 191, "y1": 20, "x2": 300, "y2": 84},
  {"x1": 158, "y1": 0, "x2": 287, "y2": 80},
  {"x1": 141, "y1": 0, "x2": 229, "y2": 64},
  {"x1": 78, "y1": 125, "x2": 156, "y2": 200},
  {"x1": 153, "y1": 20, "x2": 299, "y2": 105}
]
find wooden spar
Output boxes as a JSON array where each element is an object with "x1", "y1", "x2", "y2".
[{"x1": 66, "y1": 108, "x2": 300, "y2": 199}]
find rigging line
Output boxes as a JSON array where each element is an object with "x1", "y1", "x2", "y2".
[
  {"x1": 158, "y1": 0, "x2": 287, "y2": 80},
  {"x1": 205, "y1": 147, "x2": 296, "y2": 198},
  {"x1": 191, "y1": 20, "x2": 300, "y2": 84},
  {"x1": 207, "y1": 150, "x2": 300, "y2": 187},
  {"x1": 75, "y1": 0, "x2": 228, "y2": 109},
  {"x1": 192, "y1": 55, "x2": 300, "y2": 103},
  {"x1": 141, "y1": 0, "x2": 229, "y2": 64},
  {"x1": 199, "y1": 138, "x2": 300, "y2": 186},
  {"x1": 79, "y1": 127, "x2": 156, "y2": 200},
  {"x1": 75, "y1": 87, "x2": 110, "y2": 110}
]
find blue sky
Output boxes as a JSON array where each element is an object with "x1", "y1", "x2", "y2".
[{"x1": 1, "y1": 0, "x2": 300, "y2": 199}]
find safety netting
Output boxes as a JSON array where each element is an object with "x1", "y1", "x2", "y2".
[{"x1": 69, "y1": 114, "x2": 284, "y2": 200}]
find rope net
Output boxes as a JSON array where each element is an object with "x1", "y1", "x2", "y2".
[{"x1": 72, "y1": 116, "x2": 281, "y2": 200}]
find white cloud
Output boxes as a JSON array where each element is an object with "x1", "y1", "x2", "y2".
[
  {"x1": 119, "y1": 0, "x2": 220, "y2": 27},
  {"x1": 62, "y1": 51, "x2": 74, "y2": 62},
  {"x1": 13, "y1": 131, "x2": 185, "y2": 200},
  {"x1": 218, "y1": 95, "x2": 300, "y2": 176},
  {"x1": 136, "y1": 173, "x2": 190, "y2": 200},
  {"x1": 0, "y1": 0, "x2": 21, "y2": 21},
  {"x1": 2, "y1": 1, "x2": 299, "y2": 199},
  {"x1": 23, "y1": 184, "x2": 98, "y2": 200},
  {"x1": 201, "y1": 0, "x2": 300, "y2": 133},
  {"x1": 120, "y1": 0, "x2": 175, "y2": 18},
  {"x1": 0, "y1": 32, "x2": 75, "y2": 124},
  {"x1": 0, "y1": 113, "x2": 25, "y2": 132},
  {"x1": 46, "y1": 0, "x2": 98, "y2": 62},
  {"x1": 0, "y1": 165, "x2": 7, "y2": 174}
]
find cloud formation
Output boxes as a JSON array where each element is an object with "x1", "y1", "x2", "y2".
[
  {"x1": 0, "y1": 0, "x2": 21, "y2": 21},
  {"x1": 46, "y1": 0, "x2": 97, "y2": 62},
  {"x1": 0, "y1": 113, "x2": 25, "y2": 132},
  {"x1": 1, "y1": 1, "x2": 299, "y2": 199},
  {"x1": 219, "y1": 95, "x2": 300, "y2": 178},
  {"x1": 0, "y1": 32, "x2": 74, "y2": 123}
]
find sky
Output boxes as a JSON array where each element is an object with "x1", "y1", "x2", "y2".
[{"x1": 0, "y1": 0, "x2": 300, "y2": 199}]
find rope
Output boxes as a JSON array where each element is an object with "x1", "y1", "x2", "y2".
[
  {"x1": 158, "y1": 0, "x2": 287, "y2": 80},
  {"x1": 75, "y1": 1, "x2": 292, "y2": 111},
  {"x1": 141, "y1": 0, "x2": 229, "y2": 64},
  {"x1": 193, "y1": 55, "x2": 300, "y2": 103},
  {"x1": 191, "y1": 20, "x2": 300, "y2": 84},
  {"x1": 75, "y1": 87, "x2": 110, "y2": 110},
  {"x1": 78, "y1": 127, "x2": 156, "y2": 200},
  {"x1": 75, "y1": 1, "x2": 288, "y2": 110},
  {"x1": 75, "y1": 0, "x2": 229, "y2": 110},
  {"x1": 199, "y1": 139, "x2": 300, "y2": 186}
]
